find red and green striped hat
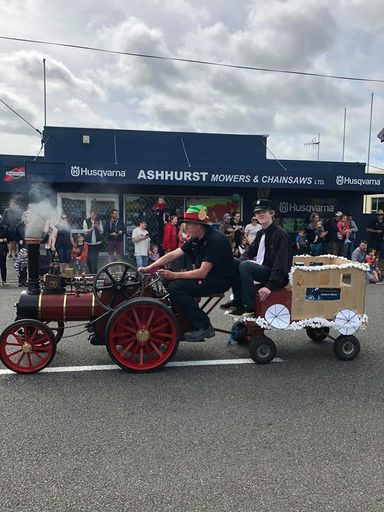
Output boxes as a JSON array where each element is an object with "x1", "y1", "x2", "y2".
[{"x1": 183, "y1": 204, "x2": 210, "y2": 224}]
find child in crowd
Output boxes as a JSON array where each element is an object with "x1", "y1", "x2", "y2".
[
  {"x1": 14, "y1": 247, "x2": 28, "y2": 287},
  {"x1": 233, "y1": 235, "x2": 248, "y2": 258},
  {"x1": 149, "y1": 244, "x2": 160, "y2": 263},
  {"x1": 296, "y1": 228, "x2": 310, "y2": 255},
  {"x1": 337, "y1": 215, "x2": 351, "y2": 244},
  {"x1": 178, "y1": 222, "x2": 190, "y2": 247},
  {"x1": 365, "y1": 249, "x2": 381, "y2": 283},
  {"x1": 71, "y1": 233, "x2": 88, "y2": 275}
]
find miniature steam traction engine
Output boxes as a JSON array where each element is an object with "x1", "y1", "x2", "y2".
[{"x1": 0, "y1": 241, "x2": 369, "y2": 374}]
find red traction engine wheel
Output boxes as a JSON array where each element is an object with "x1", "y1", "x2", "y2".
[
  {"x1": 0, "y1": 320, "x2": 56, "y2": 374},
  {"x1": 106, "y1": 298, "x2": 179, "y2": 372}
]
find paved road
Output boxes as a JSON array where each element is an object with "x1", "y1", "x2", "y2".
[{"x1": 1, "y1": 260, "x2": 384, "y2": 511}]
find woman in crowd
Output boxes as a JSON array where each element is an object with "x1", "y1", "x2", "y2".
[
  {"x1": 2, "y1": 199, "x2": 22, "y2": 259},
  {"x1": 84, "y1": 215, "x2": 103, "y2": 274}
]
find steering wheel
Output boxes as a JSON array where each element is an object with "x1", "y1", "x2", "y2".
[{"x1": 92, "y1": 261, "x2": 144, "y2": 311}]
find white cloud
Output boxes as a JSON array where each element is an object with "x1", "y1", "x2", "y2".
[{"x1": 0, "y1": 0, "x2": 383, "y2": 167}]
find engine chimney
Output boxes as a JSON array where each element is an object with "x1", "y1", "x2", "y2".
[{"x1": 25, "y1": 237, "x2": 41, "y2": 294}]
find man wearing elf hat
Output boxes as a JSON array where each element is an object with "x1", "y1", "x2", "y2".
[{"x1": 138, "y1": 205, "x2": 235, "y2": 342}]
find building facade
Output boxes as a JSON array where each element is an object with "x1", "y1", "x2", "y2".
[{"x1": 1, "y1": 126, "x2": 384, "y2": 254}]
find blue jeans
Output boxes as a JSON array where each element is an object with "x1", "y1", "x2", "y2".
[
  {"x1": 232, "y1": 259, "x2": 271, "y2": 310},
  {"x1": 135, "y1": 255, "x2": 148, "y2": 267}
]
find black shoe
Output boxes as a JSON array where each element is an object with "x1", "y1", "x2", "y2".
[
  {"x1": 183, "y1": 323, "x2": 215, "y2": 342},
  {"x1": 229, "y1": 306, "x2": 254, "y2": 317},
  {"x1": 220, "y1": 299, "x2": 241, "y2": 310}
]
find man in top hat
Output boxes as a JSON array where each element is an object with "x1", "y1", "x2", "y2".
[
  {"x1": 367, "y1": 209, "x2": 384, "y2": 261},
  {"x1": 138, "y1": 205, "x2": 235, "y2": 342},
  {"x1": 221, "y1": 199, "x2": 292, "y2": 316}
]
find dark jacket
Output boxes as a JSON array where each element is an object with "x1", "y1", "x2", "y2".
[
  {"x1": 0, "y1": 224, "x2": 9, "y2": 255},
  {"x1": 2, "y1": 207, "x2": 22, "y2": 232},
  {"x1": 242, "y1": 223, "x2": 292, "y2": 291},
  {"x1": 14, "y1": 221, "x2": 26, "y2": 245},
  {"x1": 104, "y1": 218, "x2": 125, "y2": 241},
  {"x1": 84, "y1": 220, "x2": 103, "y2": 245}
]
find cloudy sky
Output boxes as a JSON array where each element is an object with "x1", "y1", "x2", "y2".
[{"x1": 0, "y1": 0, "x2": 383, "y2": 169}]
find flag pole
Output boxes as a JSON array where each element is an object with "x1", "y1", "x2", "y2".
[
  {"x1": 342, "y1": 107, "x2": 347, "y2": 162},
  {"x1": 43, "y1": 58, "x2": 47, "y2": 127},
  {"x1": 367, "y1": 93, "x2": 374, "y2": 173}
]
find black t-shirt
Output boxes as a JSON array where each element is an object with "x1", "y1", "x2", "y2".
[
  {"x1": 181, "y1": 227, "x2": 235, "y2": 282},
  {"x1": 367, "y1": 219, "x2": 384, "y2": 242}
]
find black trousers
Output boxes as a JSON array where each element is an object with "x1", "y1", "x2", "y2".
[
  {"x1": 87, "y1": 246, "x2": 101, "y2": 274},
  {"x1": 0, "y1": 254, "x2": 6, "y2": 282},
  {"x1": 168, "y1": 277, "x2": 231, "y2": 330}
]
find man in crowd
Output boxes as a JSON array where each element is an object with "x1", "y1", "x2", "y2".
[
  {"x1": 104, "y1": 208, "x2": 125, "y2": 262},
  {"x1": 132, "y1": 219, "x2": 150, "y2": 267},
  {"x1": 220, "y1": 199, "x2": 292, "y2": 316},
  {"x1": 366, "y1": 209, "x2": 384, "y2": 261},
  {"x1": 138, "y1": 205, "x2": 234, "y2": 342},
  {"x1": 351, "y1": 240, "x2": 368, "y2": 263},
  {"x1": 244, "y1": 214, "x2": 262, "y2": 245}
]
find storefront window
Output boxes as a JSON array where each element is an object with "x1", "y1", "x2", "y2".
[{"x1": 58, "y1": 193, "x2": 118, "y2": 233}]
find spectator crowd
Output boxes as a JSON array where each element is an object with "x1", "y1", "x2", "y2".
[{"x1": 1, "y1": 198, "x2": 384, "y2": 286}]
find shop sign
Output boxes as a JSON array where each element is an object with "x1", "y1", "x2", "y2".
[{"x1": 55, "y1": 162, "x2": 384, "y2": 192}]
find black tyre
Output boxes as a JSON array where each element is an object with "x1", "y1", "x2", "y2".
[
  {"x1": 306, "y1": 326, "x2": 329, "y2": 343},
  {"x1": 333, "y1": 335, "x2": 360, "y2": 361},
  {"x1": 249, "y1": 335, "x2": 277, "y2": 365}
]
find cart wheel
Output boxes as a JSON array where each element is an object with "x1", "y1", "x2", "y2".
[
  {"x1": 230, "y1": 321, "x2": 248, "y2": 345},
  {"x1": 265, "y1": 304, "x2": 290, "y2": 329},
  {"x1": 106, "y1": 298, "x2": 179, "y2": 372},
  {"x1": 44, "y1": 321, "x2": 64, "y2": 343},
  {"x1": 93, "y1": 261, "x2": 144, "y2": 311},
  {"x1": 0, "y1": 320, "x2": 56, "y2": 374},
  {"x1": 306, "y1": 326, "x2": 330, "y2": 343},
  {"x1": 249, "y1": 335, "x2": 277, "y2": 364},
  {"x1": 333, "y1": 335, "x2": 360, "y2": 361}
]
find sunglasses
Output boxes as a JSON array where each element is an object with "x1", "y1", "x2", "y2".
[{"x1": 252, "y1": 218, "x2": 257, "y2": 221}]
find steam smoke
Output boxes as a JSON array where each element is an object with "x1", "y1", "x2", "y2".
[{"x1": 25, "y1": 183, "x2": 58, "y2": 238}]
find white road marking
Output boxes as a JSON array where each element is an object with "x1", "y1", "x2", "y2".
[{"x1": 0, "y1": 357, "x2": 284, "y2": 375}]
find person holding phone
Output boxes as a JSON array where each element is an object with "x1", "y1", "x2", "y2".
[{"x1": 132, "y1": 219, "x2": 150, "y2": 267}]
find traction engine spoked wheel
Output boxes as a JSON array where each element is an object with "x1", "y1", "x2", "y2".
[
  {"x1": 333, "y1": 335, "x2": 360, "y2": 361},
  {"x1": 106, "y1": 298, "x2": 179, "y2": 372},
  {"x1": 0, "y1": 319, "x2": 56, "y2": 374},
  {"x1": 306, "y1": 327, "x2": 330, "y2": 343},
  {"x1": 44, "y1": 321, "x2": 65, "y2": 343},
  {"x1": 93, "y1": 262, "x2": 144, "y2": 311},
  {"x1": 249, "y1": 334, "x2": 277, "y2": 365}
]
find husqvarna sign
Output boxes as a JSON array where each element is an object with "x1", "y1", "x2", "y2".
[{"x1": 60, "y1": 162, "x2": 384, "y2": 191}]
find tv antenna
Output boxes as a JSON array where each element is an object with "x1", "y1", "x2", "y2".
[{"x1": 304, "y1": 133, "x2": 320, "y2": 161}]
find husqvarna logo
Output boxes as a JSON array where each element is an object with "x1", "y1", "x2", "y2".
[
  {"x1": 336, "y1": 175, "x2": 344, "y2": 186},
  {"x1": 279, "y1": 201, "x2": 289, "y2": 213},
  {"x1": 71, "y1": 165, "x2": 80, "y2": 177}
]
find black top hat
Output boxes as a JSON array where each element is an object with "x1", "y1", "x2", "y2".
[{"x1": 253, "y1": 199, "x2": 275, "y2": 212}]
